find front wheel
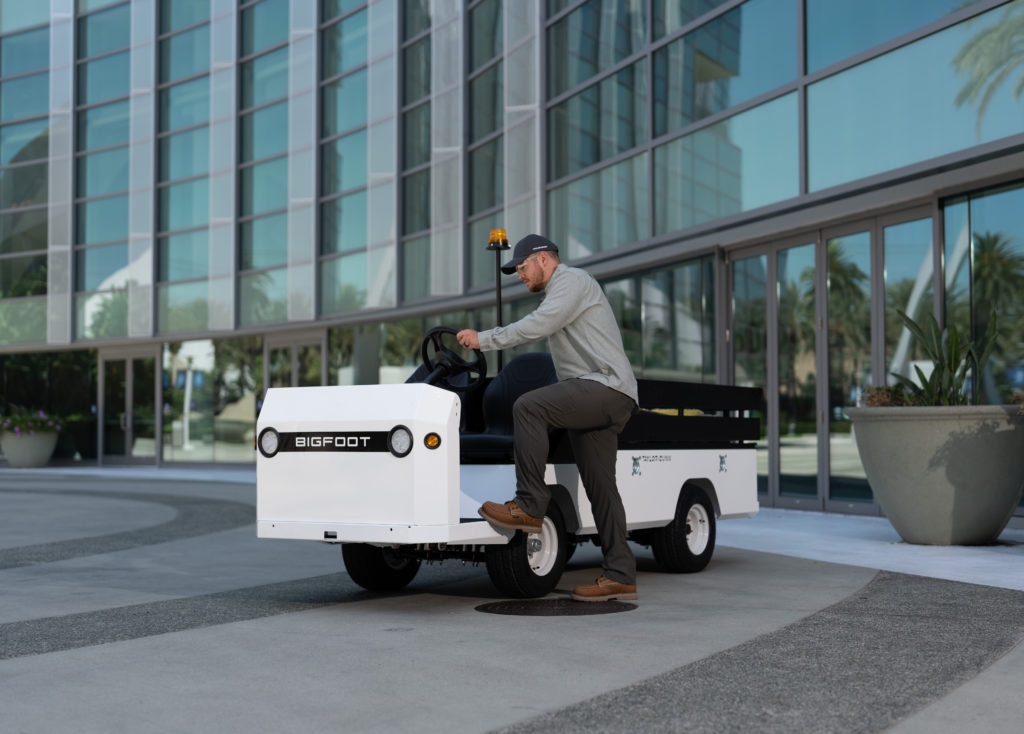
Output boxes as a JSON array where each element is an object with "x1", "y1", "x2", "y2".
[
  {"x1": 342, "y1": 543, "x2": 421, "y2": 591},
  {"x1": 651, "y1": 485, "x2": 716, "y2": 573},
  {"x1": 485, "y1": 503, "x2": 568, "y2": 598}
]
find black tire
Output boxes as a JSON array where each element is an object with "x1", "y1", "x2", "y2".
[
  {"x1": 651, "y1": 485, "x2": 716, "y2": 573},
  {"x1": 342, "y1": 543, "x2": 421, "y2": 591},
  {"x1": 485, "y1": 503, "x2": 568, "y2": 598}
]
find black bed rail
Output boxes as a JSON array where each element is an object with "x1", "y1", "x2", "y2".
[{"x1": 619, "y1": 380, "x2": 763, "y2": 447}]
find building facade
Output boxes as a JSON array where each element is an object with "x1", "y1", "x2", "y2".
[{"x1": 0, "y1": 0, "x2": 1022, "y2": 519}]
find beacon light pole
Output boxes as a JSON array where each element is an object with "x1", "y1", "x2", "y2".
[{"x1": 487, "y1": 228, "x2": 510, "y2": 370}]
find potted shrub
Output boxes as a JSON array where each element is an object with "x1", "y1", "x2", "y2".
[
  {"x1": 847, "y1": 311, "x2": 1024, "y2": 545},
  {"x1": 0, "y1": 409, "x2": 65, "y2": 468}
]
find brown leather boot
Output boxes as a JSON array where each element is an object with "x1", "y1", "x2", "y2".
[
  {"x1": 478, "y1": 500, "x2": 543, "y2": 533},
  {"x1": 571, "y1": 576, "x2": 638, "y2": 602}
]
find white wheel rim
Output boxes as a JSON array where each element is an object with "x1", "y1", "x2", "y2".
[
  {"x1": 685, "y1": 504, "x2": 710, "y2": 555},
  {"x1": 527, "y1": 517, "x2": 559, "y2": 576}
]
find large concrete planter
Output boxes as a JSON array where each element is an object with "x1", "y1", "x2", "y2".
[
  {"x1": 1, "y1": 431, "x2": 60, "y2": 468},
  {"x1": 847, "y1": 406, "x2": 1024, "y2": 545}
]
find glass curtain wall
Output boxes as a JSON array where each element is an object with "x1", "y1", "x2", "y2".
[
  {"x1": 500, "y1": 0, "x2": 541, "y2": 261},
  {"x1": 74, "y1": 1, "x2": 132, "y2": 340},
  {"x1": 400, "y1": 1, "x2": 431, "y2": 302},
  {"x1": 541, "y1": 0, "x2": 1023, "y2": 267},
  {"x1": 546, "y1": 0, "x2": 648, "y2": 259},
  {"x1": 426, "y1": 3, "x2": 464, "y2": 298},
  {"x1": 806, "y1": 0, "x2": 991, "y2": 73},
  {"x1": 238, "y1": 0, "x2": 289, "y2": 326},
  {"x1": 467, "y1": 0, "x2": 503, "y2": 290},
  {"x1": 0, "y1": 349, "x2": 98, "y2": 460},
  {"x1": 737, "y1": 217, "x2": 941, "y2": 509},
  {"x1": 319, "y1": 1, "x2": 373, "y2": 314},
  {"x1": 807, "y1": 1, "x2": 1024, "y2": 192},
  {"x1": 883, "y1": 218, "x2": 934, "y2": 388},
  {"x1": 362, "y1": 0, "x2": 399, "y2": 311},
  {"x1": 605, "y1": 255, "x2": 716, "y2": 381},
  {"x1": 156, "y1": 1, "x2": 212, "y2": 333},
  {"x1": 162, "y1": 336, "x2": 262, "y2": 463},
  {"x1": 944, "y1": 181, "x2": 1024, "y2": 512},
  {"x1": 944, "y1": 182, "x2": 1024, "y2": 404},
  {"x1": 0, "y1": 6, "x2": 50, "y2": 344}
]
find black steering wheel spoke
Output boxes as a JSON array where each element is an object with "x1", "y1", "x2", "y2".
[{"x1": 420, "y1": 326, "x2": 487, "y2": 392}]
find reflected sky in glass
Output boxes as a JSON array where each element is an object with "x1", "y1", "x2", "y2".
[
  {"x1": 239, "y1": 267, "x2": 288, "y2": 326},
  {"x1": 653, "y1": 0, "x2": 796, "y2": 137},
  {"x1": 76, "y1": 195, "x2": 128, "y2": 245},
  {"x1": 806, "y1": 0, "x2": 986, "y2": 72},
  {"x1": 808, "y1": 2, "x2": 1024, "y2": 191},
  {"x1": 655, "y1": 92, "x2": 797, "y2": 233},
  {"x1": 1, "y1": 118, "x2": 48, "y2": 165},
  {"x1": 79, "y1": 100, "x2": 129, "y2": 150},
  {"x1": 157, "y1": 281, "x2": 208, "y2": 333},
  {"x1": 321, "y1": 250, "x2": 368, "y2": 314}
]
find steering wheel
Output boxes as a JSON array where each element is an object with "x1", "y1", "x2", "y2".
[{"x1": 420, "y1": 326, "x2": 487, "y2": 392}]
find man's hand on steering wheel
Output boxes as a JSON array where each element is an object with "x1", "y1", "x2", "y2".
[{"x1": 456, "y1": 329, "x2": 480, "y2": 350}]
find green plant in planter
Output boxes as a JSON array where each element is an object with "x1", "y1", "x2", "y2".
[
  {"x1": 866, "y1": 310, "x2": 997, "y2": 407},
  {"x1": 0, "y1": 408, "x2": 65, "y2": 436}
]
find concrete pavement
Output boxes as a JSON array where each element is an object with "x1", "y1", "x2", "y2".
[{"x1": 1, "y1": 467, "x2": 1022, "y2": 733}]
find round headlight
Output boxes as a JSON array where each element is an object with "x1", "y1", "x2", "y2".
[
  {"x1": 258, "y1": 427, "x2": 280, "y2": 458},
  {"x1": 388, "y1": 425, "x2": 413, "y2": 457}
]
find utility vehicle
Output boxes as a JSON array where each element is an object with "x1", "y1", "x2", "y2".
[{"x1": 257, "y1": 326, "x2": 760, "y2": 597}]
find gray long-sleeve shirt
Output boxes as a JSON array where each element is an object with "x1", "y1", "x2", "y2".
[{"x1": 478, "y1": 263, "x2": 639, "y2": 404}]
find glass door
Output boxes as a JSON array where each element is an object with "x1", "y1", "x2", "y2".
[
  {"x1": 98, "y1": 348, "x2": 160, "y2": 464},
  {"x1": 731, "y1": 254, "x2": 769, "y2": 495},
  {"x1": 824, "y1": 226, "x2": 873, "y2": 504},
  {"x1": 729, "y1": 207, "x2": 934, "y2": 512},
  {"x1": 777, "y1": 242, "x2": 818, "y2": 502}
]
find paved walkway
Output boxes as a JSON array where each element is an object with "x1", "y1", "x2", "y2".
[{"x1": 1, "y1": 467, "x2": 1021, "y2": 733}]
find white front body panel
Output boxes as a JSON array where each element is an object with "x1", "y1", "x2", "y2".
[
  {"x1": 257, "y1": 384, "x2": 758, "y2": 545},
  {"x1": 257, "y1": 383, "x2": 463, "y2": 534}
]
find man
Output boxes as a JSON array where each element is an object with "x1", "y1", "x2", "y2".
[{"x1": 457, "y1": 234, "x2": 639, "y2": 603}]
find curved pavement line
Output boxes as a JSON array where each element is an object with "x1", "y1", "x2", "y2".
[
  {"x1": 0, "y1": 488, "x2": 255, "y2": 570},
  {"x1": 0, "y1": 573, "x2": 368, "y2": 660},
  {"x1": 493, "y1": 571, "x2": 1024, "y2": 734}
]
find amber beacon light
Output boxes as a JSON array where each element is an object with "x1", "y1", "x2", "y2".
[
  {"x1": 486, "y1": 228, "x2": 512, "y2": 368},
  {"x1": 487, "y1": 228, "x2": 508, "y2": 249}
]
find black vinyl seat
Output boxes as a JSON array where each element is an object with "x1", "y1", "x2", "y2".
[{"x1": 459, "y1": 352, "x2": 558, "y2": 464}]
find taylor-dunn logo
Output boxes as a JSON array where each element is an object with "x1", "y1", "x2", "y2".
[{"x1": 632, "y1": 455, "x2": 671, "y2": 476}]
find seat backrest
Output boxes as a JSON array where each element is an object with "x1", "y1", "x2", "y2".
[{"x1": 481, "y1": 352, "x2": 557, "y2": 435}]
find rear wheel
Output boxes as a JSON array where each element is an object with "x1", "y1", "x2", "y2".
[
  {"x1": 651, "y1": 485, "x2": 716, "y2": 573},
  {"x1": 342, "y1": 543, "x2": 421, "y2": 590},
  {"x1": 486, "y1": 503, "x2": 568, "y2": 598}
]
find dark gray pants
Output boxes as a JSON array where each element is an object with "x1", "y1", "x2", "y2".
[{"x1": 511, "y1": 378, "x2": 637, "y2": 585}]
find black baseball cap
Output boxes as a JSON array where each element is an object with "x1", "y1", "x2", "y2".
[{"x1": 501, "y1": 234, "x2": 559, "y2": 275}]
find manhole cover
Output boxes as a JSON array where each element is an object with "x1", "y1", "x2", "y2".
[{"x1": 475, "y1": 598, "x2": 637, "y2": 616}]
